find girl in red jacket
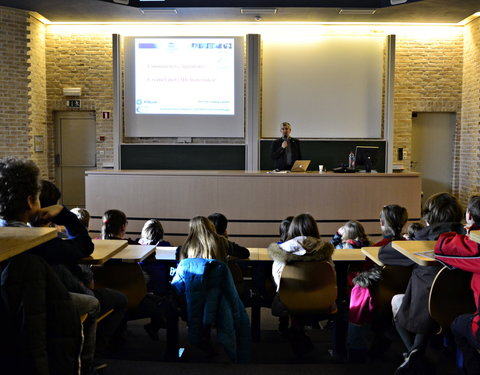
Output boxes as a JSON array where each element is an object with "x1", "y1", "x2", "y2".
[{"x1": 434, "y1": 194, "x2": 480, "y2": 375}]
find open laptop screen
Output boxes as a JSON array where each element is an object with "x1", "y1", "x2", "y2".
[{"x1": 291, "y1": 160, "x2": 311, "y2": 172}]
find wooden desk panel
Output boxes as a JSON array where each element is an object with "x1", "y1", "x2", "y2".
[
  {"x1": 392, "y1": 241, "x2": 437, "y2": 266},
  {"x1": 113, "y1": 244, "x2": 156, "y2": 263},
  {"x1": 0, "y1": 227, "x2": 57, "y2": 262},
  {"x1": 361, "y1": 247, "x2": 383, "y2": 266},
  {"x1": 154, "y1": 247, "x2": 365, "y2": 262},
  {"x1": 86, "y1": 170, "x2": 421, "y2": 247},
  {"x1": 469, "y1": 230, "x2": 480, "y2": 243},
  {"x1": 80, "y1": 239, "x2": 128, "y2": 264},
  {"x1": 332, "y1": 248, "x2": 365, "y2": 262}
]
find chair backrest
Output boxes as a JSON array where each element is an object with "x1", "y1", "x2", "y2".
[
  {"x1": 93, "y1": 262, "x2": 147, "y2": 311},
  {"x1": 228, "y1": 262, "x2": 245, "y2": 296},
  {"x1": 428, "y1": 266, "x2": 476, "y2": 333},
  {"x1": 278, "y1": 261, "x2": 337, "y2": 314},
  {"x1": 370, "y1": 264, "x2": 412, "y2": 316}
]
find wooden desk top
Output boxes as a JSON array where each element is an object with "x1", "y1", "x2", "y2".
[
  {"x1": 248, "y1": 247, "x2": 365, "y2": 262},
  {"x1": 112, "y1": 244, "x2": 156, "y2": 263},
  {"x1": 0, "y1": 227, "x2": 57, "y2": 262},
  {"x1": 153, "y1": 246, "x2": 366, "y2": 262},
  {"x1": 246, "y1": 248, "x2": 270, "y2": 261},
  {"x1": 87, "y1": 170, "x2": 420, "y2": 178},
  {"x1": 469, "y1": 230, "x2": 480, "y2": 243},
  {"x1": 332, "y1": 248, "x2": 365, "y2": 262},
  {"x1": 361, "y1": 247, "x2": 383, "y2": 266},
  {"x1": 80, "y1": 239, "x2": 128, "y2": 265},
  {"x1": 391, "y1": 241, "x2": 438, "y2": 266}
]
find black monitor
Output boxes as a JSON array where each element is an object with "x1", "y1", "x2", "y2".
[{"x1": 355, "y1": 146, "x2": 379, "y2": 173}]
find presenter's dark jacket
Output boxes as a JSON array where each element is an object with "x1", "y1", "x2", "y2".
[{"x1": 270, "y1": 137, "x2": 302, "y2": 170}]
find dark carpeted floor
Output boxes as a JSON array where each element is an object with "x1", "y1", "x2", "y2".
[{"x1": 97, "y1": 307, "x2": 460, "y2": 375}]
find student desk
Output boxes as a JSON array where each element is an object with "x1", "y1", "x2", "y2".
[
  {"x1": 112, "y1": 244, "x2": 156, "y2": 263},
  {"x1": 0, "y1": 227, "x2": 57, "y2": 262},
  {"x1": 361, "y1": 247, "x2": 384, "y2": 266},
  {"x1": 391, "y1": 241, "x2": 438, "y2": 266},
  {"x1": 153, "y1": 246, "x2": 367, "y2": 341},
  {"x1": 91, "y1": 242, "x2": 153, "y2": 311},
  {"x1": 247, "y1": 248, "x2": 270, "y2": 261},
  {"x1": 469, "y1": 230, "x2": 480, "y2": 243},
  {"x1": 244, "y1": 247, "x2": 365, "y2": 262},
  {"x1": 79, "y1": 239, "x2": 128, "y2": 264},
  {"x1": 332, "y1": 248, "x2": 365, "y2": 262}
]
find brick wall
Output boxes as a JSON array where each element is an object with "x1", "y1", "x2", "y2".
[
  {"x1": 0, "y1": 8, "x2": 478, "y2": 201},
  {"x1": 42, "y1": 26, "x2": 465, "y2": 177},
  {"x1": 457, "y1": 17, "x2": 480, "y2": 205},
  {"x1": 45, "y1": 30, "x2": 114, "y2": 175},
  {"x1": 393, "y1": 30, "x2": 463, "y2": 176},
  {"x1": 28, "y1": 15, "x2": 48, "y2": 175},
  {"x1": 0, "y1": 7, "x2": 31, "y2": 160},
  {"x1": 0, "y1": 7, "x2": 49, "y2": 178}
]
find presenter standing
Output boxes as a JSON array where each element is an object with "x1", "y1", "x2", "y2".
[{"x1": 270, "y1": 122, "x2": 302, "y2": 170}]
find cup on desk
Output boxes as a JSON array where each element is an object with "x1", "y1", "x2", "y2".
[{"x1": 319, "y1": 165, "x2": 325, "y2": 173}]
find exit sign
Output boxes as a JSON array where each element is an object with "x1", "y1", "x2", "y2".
[{"x1": 66, "y1": 100, "x2": 81, "y2": 108}]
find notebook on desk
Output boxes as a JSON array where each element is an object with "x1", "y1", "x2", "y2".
[
  {"x1": 414, "y1": 250, "x2": 436, "y2": 260},
  {"x1": 291, "y1": 160, "x2": 311, "y2": 172}
]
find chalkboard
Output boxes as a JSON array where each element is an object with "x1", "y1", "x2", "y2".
[
  {"x1": 120, "y1": 144, "x2": 245, "y2": 170},
  {"x1": 260, "y1": 140, "x2": 386, "y2": 172}
]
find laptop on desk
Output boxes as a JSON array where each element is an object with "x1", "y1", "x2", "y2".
[{"x1": 291, "y1": 160, "x2": 311, "y2": 172}]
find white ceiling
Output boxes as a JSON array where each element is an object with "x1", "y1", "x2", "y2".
[{"x1": 0, "y1": 0, "x2": 478, "y2": 23}]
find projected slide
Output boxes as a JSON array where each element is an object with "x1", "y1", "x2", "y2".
[{"x1": 135, "y1": 38, "x2": 235, "y2": 116}]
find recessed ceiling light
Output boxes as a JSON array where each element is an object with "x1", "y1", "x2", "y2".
[
  {"x1": 339, "y1": 9, "x2": 377, "y2": 15},
  {"x1": 241, "y1": 8, "x2": 278, "y2": 15},
  {"x1": 140, "y1": 8, "x2": 177, "y2": 14}
]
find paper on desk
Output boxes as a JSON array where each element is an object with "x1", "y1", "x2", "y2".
[{"x1": 414, "y1": 250, "x2": 436, "y2": 259}]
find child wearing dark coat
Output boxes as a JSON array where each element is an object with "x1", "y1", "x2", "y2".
[{"x1": 379, "y1": 192, "x2": 465, "y2": 374}]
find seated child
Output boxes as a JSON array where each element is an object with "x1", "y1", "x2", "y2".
[
  {"x1": 136, "y1": 218, "x2": 177, "y2": 340},
  {"x1": 137, "y1": 219, "x2": 171, "y2": 246},
  {"x1": 402, "y1": 222, "x2": 425, "y2": 240},
  {"x1": 434, "y1": 194, "x2": 480, "y2": 375},
  {"x1": 172, "y1": 217, "x2": 250, "y2": 362},
  {"x1": 101, "y1": 210, "x2": 177, "y2": 346},
  {"x1": 37, "y1": 187, "x2": 128, "y2": 358},
  {"x1": 331, "y1": 220, "x2": 371, "y2": 249},
  {"x1": 39, "y1": 179, "x2": 68, "y2": 237},
  {"x1": 380, "y1": 193, "x2": 464, "y2": 373},
  {"x1": 208, "y1": 213, "x2": 250, "y2": 259},
  {"x1": 268, "y1": 213, "x2": 334, "y2": 356},
  {"x1": 70, "y1": 207, "x2": 90, "y2": 229},
  {"x1": 0, "y1": 158, "x2": 99, "y2": 374},
  {"x1": 279, "y1": 216, "x2": 294, "y2": 243},
  {"x1": 346, "y1": 204, "x2": 408, "y2": 363},
  {"x1": 101, "y1": 209, "x2": 137, "y2": 244}
]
